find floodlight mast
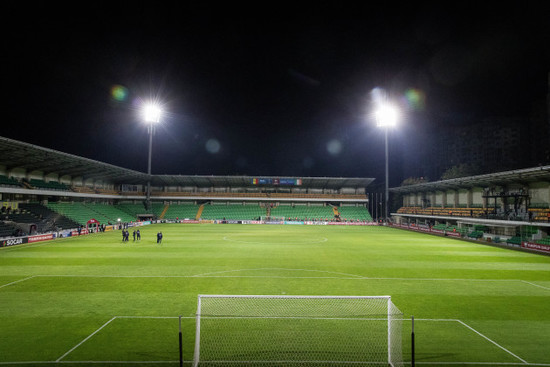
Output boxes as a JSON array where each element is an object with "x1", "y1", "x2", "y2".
[
  {"x1": 375, "y1": 104, "x2": 398, "y2": 223},
  {"x1": 143, "y1": 104, "x2": 161, "y2": 212}
]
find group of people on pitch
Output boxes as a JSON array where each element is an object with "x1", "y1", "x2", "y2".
[
  {"x1": 121, "y1": 229, "x2": 141, "y2": 242},
  {"x1": 120, "y1": 229, "x2": 163, "y2": 244}
]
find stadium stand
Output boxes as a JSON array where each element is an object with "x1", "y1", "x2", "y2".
[
  {"x1": 397, "y1": 206, "x2": 487, "y2": 217},
  {"x1": 0, "y1": 175, "x2": 21, "y2": 187},
  {"x1": 200, "y1": 203, "x2": 266, "y2": 220},
  {"x1": 271, "y1": 204, "x2": 335, "y2": 221},
  {"x1": 162, "y1": 202, "x2": 200, "y2": 220},
  {"x1": 85, "y1": 203, "x2": 136, "y2": 223},
  {"x1": 0, "y1": 222, "x2": 18, "y2": 238},
  {"x1": 529, "y1": 208, "x2": 550, "y2": 222},
  {"x1": 115, "y1": 203, "x2": 148, "y2": 216},
  {"x1": 337, "y1": 206, "x2": 373, "y2": 221},
  {"x1": 19, "y1": 203, "x2": 79, "y2": 231},
  {"x1": 28, "y1": 179, "x2": 70, "y2": 191},
  {"x1": 46, "y1": 202, "x2": 122, "y2": 226}
]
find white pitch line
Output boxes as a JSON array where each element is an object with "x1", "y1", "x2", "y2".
[
  {"x1": 416, "y1": 363, "x2": 550, "y2": 366},
  {"x1": 0, "y1": 275, "x2": 35, "y2": 289},
  {"x1": 20, "y1": 274, "x2": 550, "y2": 293},
  {"x1": 56, "y1": 317, "x2": 117, "y2": 362},
  {"x1": 456, "y1": 320, "x2": 528, "y2": 364},
  {"x1": 2, "y1": 316, "x2": 548, "y2": 366},
  {"x1": 0, "y1": 362, "x2": 55, "y2": 365},
  {"x1": 520, "y1": 280, "x2": 550, "y2": 291},
  {"x1": 222, "y1": 236, "x2": 328, "y2": 245},
  {"x1": 115, "y1": 316, "x2": 188, "y2": 319},
  {"x1": 57, "y1": 361, "x2": 183, "y2": 364},
  {"x1": 0, "y1": 361, "x2": 184, "y2": 365},
  {"x1": 189, "y1": 267, "x2": 364, "y2": 279}
]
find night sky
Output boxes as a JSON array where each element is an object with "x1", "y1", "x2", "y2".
[{"x1": 3, "y1": 2, "x2": 550, "y2": 186}]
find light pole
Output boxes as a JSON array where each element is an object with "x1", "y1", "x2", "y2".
[
  {"x1": 143, "y1": 103, "x2": 162, "y2": 212},
  {"x1": 375, "y1": 103, "x2": 398, "y2": 222}
]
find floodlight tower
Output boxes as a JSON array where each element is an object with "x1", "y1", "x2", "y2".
[
  {"x1": 375, "y1": 103, "x2": 399, "y2": 222},
  {"x1": 143, "y1": 103, "x2": 162, "y2": 212}
]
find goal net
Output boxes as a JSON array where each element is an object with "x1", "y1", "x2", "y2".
[
  {"x1": 193, "y1": 295, "x2": 403, "y2": 367},
  {"x1": 260, "y1": 216, "x2": 286, "y2": 223}
]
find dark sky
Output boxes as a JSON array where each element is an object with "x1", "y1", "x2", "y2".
[{"x1": 3, "y1": 2, "x2": 550, "y2": 185}]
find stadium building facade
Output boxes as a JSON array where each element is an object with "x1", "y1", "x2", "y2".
[{"x1": 391, "y1": 165, "x2": 550, "y2": 254}]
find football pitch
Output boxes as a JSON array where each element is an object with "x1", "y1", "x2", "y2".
[{"x1": 1, "y1": 224, "x2": 549, "y2": 367}]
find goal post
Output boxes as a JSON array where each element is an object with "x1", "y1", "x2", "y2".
[
  {"x1": 193, "y1": 295, "x2": 403, "y2": 367},
  {"x1": 260, "y1": 216, "x2": 286, "y2": 223}
]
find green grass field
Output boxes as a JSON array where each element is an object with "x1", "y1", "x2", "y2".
[{"x1": 1, "y1": 224, "x2": 549, "y2": 367}]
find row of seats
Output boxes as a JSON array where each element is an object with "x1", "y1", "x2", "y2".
[
  {"x1": 19, "y1": 203, "x2": 79, "y2": 231},
  {"x1": 116, "y1": 203, "x2": 165, "y2": 217},
  {"x1": 163, "y1": 203, "x2": 201, "y2": 220},
  {"x1": 200, "y1": 204, "x2": 266, "y2": 220},
  {"x1": 528, "y1": 208, "x2": 550, "y2": 222},
  {"x1": 0, "y1": 221, "x2": 18, "y2": 237},
  {"x1": 0, "y1": 175, "x2": 20, "y2": 187},
  {"x1": 397, "y1": 207, "x2": 487, "y2": 217},
  {"x1": 398, "y1": 206, "x2": 550, "y2": 222},
  {"x1": 271, "y1": 205, "x2": 335, "y2": 221},
  {"x1": 338, "y1": 206, "x2": 374, "y2": 221},
  {"x1": 29, "y1": 179, "x2": 69, "y2": 191}
]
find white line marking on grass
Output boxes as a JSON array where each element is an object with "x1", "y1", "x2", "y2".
[
  {"x1": 0, "y1": 275, "x2": 35, "y2": 289},
  {"x1": 0, "y1": 362, "x2": 55, "y2": 365},
  {"x1": 2, "y1": 361, "x2": 549, "y2": 366},
  {"x1": 455, "y1": 320, "x2": 528, "y2": 364},
  {"x1": 3, "y1": 317, "x2": 546, "y2": 366},
  {"x1": 56, "y1": 317, "x2": 117, "y2": 362},
  {"x1": 0, "y1": 241, "x2": 52, "y2": 252},
  {"x1": 520, "y1": 280, "x2": 550, "y2": 291},
  {"x1": 405, "y1": 319, "x2": 530, "y2": 365},
  {"x1": 6, "y1": 272, "x2": 549, "y2": 294},
  {"x1": 416, "y1": 363, "x2": 550, "y2": 366},
  {"x1": 115, "y1": 316, "x2": 187, "y2": 319},
  {"x1": 0, "y1": 361, "x2": 184, "y2": 365},
  {"x1": 223, "y1": 236, "x2": 328, "y2": 245},
  {"x1": 57, "y1": 361, "x2": 183, "y2": 364},
  {"x1": 189, "y1": 267, "x2": 364, "y2": 278}
]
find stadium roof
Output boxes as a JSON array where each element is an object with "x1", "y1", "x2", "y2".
[
  {"x1": 153, "y1": 175, "x2": 374, "y2": 189},
  {"x1": 0, "y1": 136, "x2": 374, "y2": 189},
  {"x1": 0, "y1": 136, "x2": 149, "y2": 184},
  {"x1": 390, "y1": 165, "x2": 550, "y2": 193}
]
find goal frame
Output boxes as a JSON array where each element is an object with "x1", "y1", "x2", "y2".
[
  {"x1": 260, "y1": 216, "x2": 286, "y2": 223},
  {"x1": 192, "y1": 294, "x2": 400, "y2": 367}
]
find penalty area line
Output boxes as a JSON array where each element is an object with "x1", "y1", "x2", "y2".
[
  {"x1": 26, "y1": 273, "x2": 548, "y2": 291},
  {"x1": 456, "y1": 320, "x2": 528, "y2": 364},
  {"x1": 0, "y1": 275, "x2": 36, "y2": 289},
  {"x1": 520, "y1": 280, "x2": 550, "y2": 291},
  {"x1": 56, "y1": 317, "x2": 117, "y2": 362}
]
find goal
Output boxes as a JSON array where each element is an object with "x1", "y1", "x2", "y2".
[
  {"x1": 260, "y1": 216, "x2": 286, "y2": 223},
  {"x1": 192, "y1": 295, "x2": 403, "y2": 367}
]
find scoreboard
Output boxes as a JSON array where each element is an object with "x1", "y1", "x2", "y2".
[{"x1": 251, "y1": 178, "x2": 302, "y2": 186}]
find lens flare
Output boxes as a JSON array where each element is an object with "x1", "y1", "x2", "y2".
[
  {"x1": 206, "y1": 139, "x2": 221, "y2": 154},
  {"x1": 110, "y1": 85, "x2": 129, "y2": 102},
  {"x1": 404, "y1": 88, "x2": 425, "y2": 111},
  {"x1": 327, "y1": 139, "x2": 342, "y2": 155}
]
